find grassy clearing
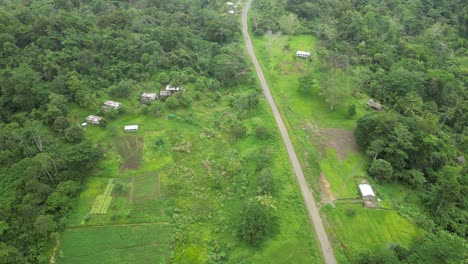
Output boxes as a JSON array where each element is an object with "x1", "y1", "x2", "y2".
[
  {"x1": 251, "y1": 33, "x2": 423, "y2": 262},
  {"x1": 323, "y1": 204, "x2": 420, "y2": 257},
  {"x1": 60, "y1": 77, "x2": 322, "y2": 262},
  {"x1": 57, "y1": 224, "x2": 169, "y2": 264}
]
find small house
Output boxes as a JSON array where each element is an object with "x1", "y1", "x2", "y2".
[
  {"x1": 103, "y1": 100, "x2": 121, "y2": 110},
  {"x1": 228, "y1": 10, "x2": 235, "y2": 14},
  {"x1": 227, "y1": 2, "x2": 234, "y2": 6},
  {"x1": 124, "y1": 125, "x2": 139, "y2": 132},
  {"x1": 367, "y1": 99, "x2": 382, "y2": 110},
  {"x1": 165, "y1": 85, "x2": 183, "y2": 93},
  {"x1": 81, "y1": 122, "x2": 88, "y2": 128},
  {"x1": 141, "y1": 93, "x2": 158, "y2": 104},
  {"x1": 359, "y1": 183, "x2": 376, "y2": 208},
  {"x1": 160, "y1": 90, "x2": 172, "y2": 97},
  {"x1": 85, "y1": 115, "x2": 102, "y2": 125},
  {"x1": 296, "y1": 51, "x2": 311, "y2": 58}
]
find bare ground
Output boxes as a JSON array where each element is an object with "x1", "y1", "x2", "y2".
[
  {"x1": 320, "y1": 172, "x2": 335, "y2": 204},
  {"x1": 303, "y1": 123, "x2": 358, "y2": 161}
]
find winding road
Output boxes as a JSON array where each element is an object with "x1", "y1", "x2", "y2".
[{"x1": 241, "y1": 1, "x2": 337, "y2": 263}]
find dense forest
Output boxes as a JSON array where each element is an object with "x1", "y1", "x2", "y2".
[
  {"x1": 0, "y1": 0, "x2": 248, "y2": 262},
  {"x1": 252, "y1": 0, "x2": 466, "y2": 262}
]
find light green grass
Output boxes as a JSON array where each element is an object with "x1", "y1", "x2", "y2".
[
  {"x1": 251, "y1": 32, "x2": 423, "y2": 263},
  {"x1": 57, "y1": 224, "x2": 169, "y2": 264},
  {"x1": 320, "y1": 149, "x2": 367, "y2": 199},
  {"x1": 323, "y1": 204, "x2": 420, "y2": 258},
  {"x1": 61, "y1": 84, "x2": 322, "y2": 263}
]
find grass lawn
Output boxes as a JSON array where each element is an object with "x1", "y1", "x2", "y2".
[
  {"x1": 250, "y1": 31, "x2": 424, "y2": 263},
  {"x1": 57, "y1": 223, "x2": 170, "y2": 264}
]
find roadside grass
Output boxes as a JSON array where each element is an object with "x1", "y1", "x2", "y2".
[
  {"x1": 57, "y1": 223, "x2": 169, "y2": 264},
  {"x1": 323, "y1": 204, "x2": 420, "y2": 256},
  {"x1": 251, "y1": 33, "x2": 424, "y2": 262},
  {"x1": 320, "y1": 149, "x2": 366, "y2": 199}
]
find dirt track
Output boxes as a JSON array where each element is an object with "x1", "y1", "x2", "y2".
[{"x1": 241, "y1": 1, "x2": 337, "y2": 263}]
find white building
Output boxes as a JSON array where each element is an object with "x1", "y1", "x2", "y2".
[
  {"x1": 103, "y1": 100, "x2": 121, "y2": 109},
  {"x1": 165, "y1": 85, "x2": 183, "y2": 93},
  {"x1": 358, "y1": 184, "x2": 375, "y2": 198},
  {"x1": 124, "y1": 125, "x2": 139, "y2": 132},
  {"x1": 85, "y1": 115, "x2": 102, "y2": 125},
  {"x1": 141, "y1": 93, "x2": 158, "y2": 103},
  {"x1": 296, "y1": 50, "x2": 311, "y2": 58},
  {"x1": 228, "y1": 10, "x2": 235, "y2": 14},
  {"x1": 227, "y1": 2, "x2": 234, "y2": 6}
]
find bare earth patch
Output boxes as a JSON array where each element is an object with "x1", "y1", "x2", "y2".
[
  {"x1": 320, "y1": 172, "x2": 335, "y2": 203},
  {"x1": 303, "y1": 123, "x2": 358, "y2": 161}
]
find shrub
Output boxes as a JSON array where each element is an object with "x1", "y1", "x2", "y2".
[
  {"x1": 238, "y1": 200, "x2": 272, "y2": 246},
  {"x1": 369, "y1": 159, "x2": 394, "y2": 182},
  {"x1": 165, "y1": 97, "x2": 179, "y2": 109},
  {"x1": 348, "y1": 104, "x2": 356, "y2": 117},
  {"x1": 255, "y1": 126, "x2": 269, "y2": 139},
  {"x1": 256, "y1": 168, "x2": 274, "y2": 195}
]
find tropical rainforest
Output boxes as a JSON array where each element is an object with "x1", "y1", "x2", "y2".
[
  {"x1": 0, "y1": 0, "x2": 246, "y2": 262},
  {"x1": 0, "y1": 0, "x2": 466, "y2": 263}
]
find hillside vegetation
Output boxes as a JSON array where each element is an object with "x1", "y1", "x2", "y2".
[
  {"x1": 251, "y1": 0, "x2": 466, "y2": 262},
  {"x1": 0, "y1": 0, "x2": 322, "y2": 263}
]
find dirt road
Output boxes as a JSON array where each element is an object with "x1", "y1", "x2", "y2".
[{"x1": 241, "y1": 1, "x2": 337, "y2": 263}]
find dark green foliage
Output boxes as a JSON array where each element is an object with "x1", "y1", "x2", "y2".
[
  {"x1": 256, "y1": 168, "x2": 275, "y2": 195},
  {"x1": 368, "y1": 159, "x2": 393, "y2": 182},
  {"x1": 176, "y1": 93, "x2": 193, "y2": 107},
  {"x1": 238, "y1": 200, "x2": 272, "y2": 246},
  {"x1": 230, "y1": 123, "x2": 247, "y2": 140},
  {"x1": 405, "y1": 231, "x2": 467, "y2": 264},
  {"x1": 109, "y1": 79, "x2": 134, "y2": 98},
  {"x1": 255, "y1": 126, "x2": 269, "y2": 140},
  {"x1": 165, "y1": 97, "x2": 180, "y2": 109},
  {"x1": 64, "y1": 126, "x2": 85, "y2": 143},
  {"x1": 53, "y1": 117, "x2": 70, "y2": 132},
  {"x1": 347, "y1": 104, "x2": 356, "y2": 117}
]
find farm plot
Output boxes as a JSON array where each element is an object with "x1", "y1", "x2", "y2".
[
  {"x1": 129, "y1": 172, "x2": 165, "y2": 219},
  {"x1": 114, "y1": 136, "x2": 143, "y2": 172},
  {"x1": 57, "y1": 223, "x2": 170, "y2": 264},
  {"x1": 90, "y1": 179, "x2": 114, "y2": 215}
]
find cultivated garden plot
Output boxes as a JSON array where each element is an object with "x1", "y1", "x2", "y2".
[
  {"x1": 90, "y1": 179, "x2": 114, "y2": 215},
  {"x1": 113, "y1": 135, "x2": 144, "y2": 172},
  {"x1": 57, "y1": 223, "x2": 170, "y2": 264}
]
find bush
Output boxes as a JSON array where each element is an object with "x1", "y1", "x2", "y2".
[
  {"x1": 177, "y1": 93, "x2": 192, "y2": 107},
  {"x1": 257, "y1": 168, "x2": 274, "y2": 195},
  {"x1": 165, "y1": 97, "x2": 179, "y2": 109},
  {"x1": 238, "y1": 200, "x2": 271, "y2": 246},
  {"x1": 345, "y1": 207, "x2": 356, "y2": 217},
  {"x1": 64, "y1": 126, "x2": 85, "y2": 143},
  {"x1": 255, "y1": 126, "x2": 269, "y2": 139},
  {"x1": 348, "y1": 104, "x2": 356, "y2": 117},
  {"x1": 369, "y1": 159, "x2": 394, "y2": 182}
]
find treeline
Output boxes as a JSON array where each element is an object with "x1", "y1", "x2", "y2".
[
  {"x1": 251, "y1": 0, "x2": 467, "y2": 262},
  {"x1": 0, "y1": 0, "x2": 248, "y2": 262}
]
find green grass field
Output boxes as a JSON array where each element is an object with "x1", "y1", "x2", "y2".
[
  {"x1": 251, "y1": 33, "x2": 423, "y2": 263},
  {"x1": 59, "y1": 65, "x2": 323, "y2": 262},
  {"x1": 57, "y1": 224, "x2": 169, "y2": 264}
]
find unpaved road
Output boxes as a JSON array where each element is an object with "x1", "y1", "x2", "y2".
[{"x1": 241, "y1": 1, "x2": 337, "y2": 263}]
